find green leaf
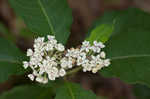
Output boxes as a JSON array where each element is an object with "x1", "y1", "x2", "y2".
[
  {"x1": 86, "y1": 10, "x2": 118, "y2": 43},
  {"x1": 0, "y1": 85, "x2": 54, "y2": 99},
  {"x1": 0, "y1": 38, "x2": 26, "y2": 83},
  {"x1": 133, "y1": 84, "x2": 150, "y2": 99},
  {"x1": 0, "y1": 22, "x2": 9, "y2": 34},
  {"x1": 55, "y1": 82, "x2": 97, "y2": 99},
  {"x1": 97, "y1": 8, "x2": 150, "y2": 86},
  {"x1": 87, "y1": 24, "x2": 113, "y2": 43},
  {"x1": 9, "y1": 0, "x2": 73, "y2": 44}
]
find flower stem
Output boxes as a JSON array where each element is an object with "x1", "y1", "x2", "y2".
[{"x1": 66, "y1": 66, "x2": 82, "y2": 76}]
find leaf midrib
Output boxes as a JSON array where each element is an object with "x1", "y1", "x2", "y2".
[
  {"x1": 65, "y1": 83, "x2": 75, "y2": 99},
  {"x1": 0, "y1": 59, "x2": 21, "y2": 64},
  {"x1": 38, "y1": 0, "x2": 55, "y2": 35},
  {"x1": 111, "y1": 54, "x2": 150, "y2": 60}
]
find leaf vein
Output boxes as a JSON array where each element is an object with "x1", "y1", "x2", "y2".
[
  {"x1": 111, "y1": 54, "x2": 150, "y2": 60},
  {"x1": 66, "y1": 83, "x2": 75, "y2": 99},
  {"x1": 0, "y1": 59, "x2": 21, "y2": 64},
  {"x1": 38, "y1": 0, "x2": 55, "y2": 35}
]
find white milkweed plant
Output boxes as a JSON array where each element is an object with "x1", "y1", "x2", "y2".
[{"x1": 0, "y1": 0, "x2": 150, "y2": 99}]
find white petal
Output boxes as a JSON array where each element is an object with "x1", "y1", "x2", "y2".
[
  {"x1": 36, "y1": 76, "x2": 43, "y2": 83},
  {"x1": 92, "y1": 68, "x2": 98, "y2": 73},
  {"x1": 23, "y1": 61, "x2": 29, "y2": 69},
  {"x1": 59, "y1": 68, "x2": 66, "y2": 77},
  {"x1": 100, "y1": 51, "x2": 106, "y2": 58},
  {"x1": 104, "y1": 59, "x2": 111, "y2": 67},
  {"x1": 56, "y1": 43, "x2": 65, "y2": 51},
  {"x1": 28, "y1": 74, "x2": 34, "y2": 81},
  {"x1": 27, "y1": 49, "x2": 33, "y2": 56},
  {"x1": 48, "y1": 74, "x2": 56, "y2": 80}
]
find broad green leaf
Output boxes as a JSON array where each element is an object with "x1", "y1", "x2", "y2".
[
  {"x1": 0, "y1": 85, "x2": 54, "y2": 99},
  {"x1": 96, "y1": 8, "x2": 150, "y2": 86},
  {"x1": 55, "y1": 82, "x2": 97, "y2": 99},
  {"x1": 0, "y1": 38, "x2": 26, "y2": 83},
  {"x1": 86, "y1": 10, "x2": 118, "y2": 43},
  {"x1": 87, "y1": 24, "x2": 113, "y2": 43},
  {"x1": 9, "y1": 0, "x2": 73, "y2": 44},
  {"x1": 133, "y1": 84, "x2": 150, "y2": 99}
]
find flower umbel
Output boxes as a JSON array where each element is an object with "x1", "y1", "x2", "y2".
[{"x1": 23, "y1": 35, "x2": 110, "y2": 84}]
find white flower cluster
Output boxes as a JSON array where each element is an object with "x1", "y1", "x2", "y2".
[{"x1": 23, "y1": 35, "x2": 110, "y2": 84}]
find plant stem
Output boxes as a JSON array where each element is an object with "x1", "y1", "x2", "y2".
[{"x1": 66, "y1": 66, "x2": 82, "y2": 76}]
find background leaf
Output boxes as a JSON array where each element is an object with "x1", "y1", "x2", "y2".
[
  {"x1": 87, "y1": 24, "x2": 113, "y2": 43},
  {"x1": 133, "y1": 84, "x2": 150, "y2": 99},
  {"x1": 55, "y1": 82, "x2": 97, "y2": 99},
  {"x1": 0, "y1": 38, "x2": 26, "y2": 83},
  {"x1": 0, "y1": 85, "x2": 54, "y2": 99},
  {"x1": 9, "y1": 0, "x2": 73, "y2": 44},
  {"x1": 0, "y1": 22, "x2": 9, "y2": 34},
  {"x1": 96, "y1": 8, "x2": 150, "y2": 86}
]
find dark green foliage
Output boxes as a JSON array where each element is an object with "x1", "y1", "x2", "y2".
[
  {"x1": 55, "y1": 82, "x2": 98, "y2": 99},
  {"x1": 0, "y1": 85, "x2": 54, "y2": 99},
  {"x1": 89, "y1": 8, "x2": 150, "y2": 86},
  {"x1": 0, "y1": 38, "x2": 26, "y2": 83},
  {"x1": 9, "y1": 0, "x2": 73, "y2": 44}
]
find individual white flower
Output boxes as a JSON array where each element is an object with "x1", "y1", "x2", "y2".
[
  {"x1": 48, "y1": 74, "x2": 56, "y2": 81},
  {"x1": 47, "y1": 35, "x2": 57, "y2": 45},
  {"x1": 33, "y1": 38, "x2": 45, "y2": 52},
  {"x1": 33, "y1": 54, "x2": 43, "y2": 62},
  {"x1": 82, "y1": 60, "x2": 92, "y2": 72},
  {"x1": 50, "y1": 39, "x2": 57, "y2": 45},
  {"x1": 34, "y1": 37, "x2": 44, "y2": 44},
  {"x1": 81, "y1": 40, "x2": 91, "y2": 52},
  {"x1": 90, "y1": 46, "x2": 101, "y2": 53},
  {"x1": 90, "y1": 41, "x2": 105, "y2": 53},
  {"x1": 60, "y1": 57, "x2": 73, "y2": 68},
  {"x1": 28, "y1": 74, "x2": 34, "y2": 81},
  {"x1": 77, "y1": 55, "x2": 86, "y2": 66},
  {"x1": 39, "y1": 64, "x2": 46, "y2": 75},
  {"x1": 67, "y1": 58, "x2": 74, "y2": 68},
  {"x1": 47, "y1": 67, "x2": 59, "y2": 80},
  {"x1": 47, "y1": 35, "x2": 55, "y2": 41},
  {"x1": 29, "y1": 56, "x2": 41, "y2": 66},
  {"x1": 92, "y1": 63, "x2": 104, "y2": 73},
  {"x1": 33, "y1": 49, "x2": 45, "y2": 56},
  {"x1": 44, "y1": 43, "x2": 54, "y2": 51},
  {"x1": 40, "y1": 59, "x2": 57, "y2": 75},
  {"x1": 49, "y1": 67, "x2": 59, "y2": 77},
  {"x1": 29, "y1": 57, "x2": 37, "y2": 66},
  {"x1": 34, "y1": 43, "x2": 45, "y2": 53},
  {"x1": 100, "y1": 51, "x2": 106, "y2": 58},
  {"x1": 103, "y1": 59, "x2": 111, "y2": 67},
  {"x1": 33, "y1": 70, "x2": 39, "y2": 76},
  {"x1": 83, "y1": 65, "x2": 92, "y2": 72},
  {"x1": 80, "y1": 52, "x2": 86, "y2": 58},
  {"x1": 59, "y1": 68, "x2": 66, "y2": 77},
  {"x1": 92, "y1": 68, "x2": 98, "y2": 73},
  {"x1": 36, "y1": 76, "x2": 44, "y2": 83},
  {"x1": 42, "y1": 77, "x2": 48, "y2": 84},
  {"x1": 82, "y1": 40, "x2": 90, "y2": 47},
  {"x1": 23, "y1": 61, "x2": 29, "y2": 69},
  {"x1": 27, "y1": 49, "x2": 33, "y2": 56},
  {"x1": 60, "y1": 57, "x2": 68, "y2": 68},
  {"x1": 91, "y1": 55, "x2": 101, "y2": 62},
  {"x1": 89, "y1": 60, "x2": 97, "y2": 68},
  {"x1": 93, "y1": 41, "x2": 105, "y2": 48},
  {"x1": 77, "y1": 56, "x2": 84, "y2": 66},
  {"x1": 46, "y1": 57, "x2": 57, "y2": 67},
  {"x1": 66, "y1": 48, "x2": 80, "y2": 58},
  {"x1": 55, "y1": 43, "x2": 65, "y2": 51}
]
